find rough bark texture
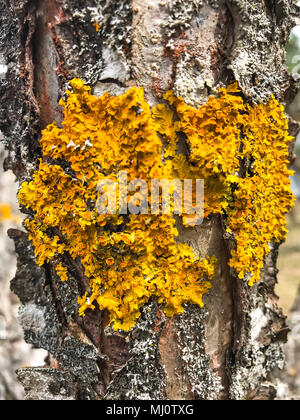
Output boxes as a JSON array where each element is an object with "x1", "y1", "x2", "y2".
[{"x1": 0, "y1": 0, "x2": 299, "y2": 400}]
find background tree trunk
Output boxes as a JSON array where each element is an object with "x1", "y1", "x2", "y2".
[{"x1": 0, "y1": 0, "x2": 299, "y2": 400}]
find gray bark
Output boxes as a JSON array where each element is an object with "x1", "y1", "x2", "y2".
[{"x1": 0, "y1": 0, "x2": 299, "y2": 400}]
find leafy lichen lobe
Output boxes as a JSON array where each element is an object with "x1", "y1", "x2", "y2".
[{"x1": 18, "y1": 79, "x2": 294, "y2": 330}]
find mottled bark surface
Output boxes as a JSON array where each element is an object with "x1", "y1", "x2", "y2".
[{"x1": 0, "y1": 0, "x2": 299, "y2": 400}]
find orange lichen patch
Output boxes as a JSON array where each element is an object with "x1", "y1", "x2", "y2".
[
  {"x1": 19, "y1": 79, "x2": 217, "y2": 331},
  {"x1": 55, "y1": 262, "x2": 69, "y2": 283},
  {"x1": 93, "y1": 22, "x2": 100, "y2": 32},
  {"x1": 157, "y1": 84, "x2": 294, "y2": 285},
  {"x1": 0, "y1": 203, "x2": 20, "y2": 224},
  {"x1": 227, "y1": 98, "x2": 295, "y2": 285},
  {"x1": 0, "y1": 203, "x2": 12, "y2": 222},
  {"x1": 18, "y1": 79, "x2": 294, "y2": 330},
  {"x1": 158, "y1": 85, "x2": 245, "y2": 217}
]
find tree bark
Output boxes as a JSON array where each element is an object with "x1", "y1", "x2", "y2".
[{"x1": 0, "y1": 0, "x2": 299, "y2": 400}]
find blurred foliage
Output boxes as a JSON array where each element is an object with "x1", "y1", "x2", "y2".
[
  {"x1": 286, "y1": 30, "x2": 300, "y2": 157},
  {"x1": 286, "y1": 32, "x2": 300, "y2": 75}
]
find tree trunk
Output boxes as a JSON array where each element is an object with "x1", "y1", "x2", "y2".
[{"x1": 0, "y1": 0, "x2": 299, "y2": 400}]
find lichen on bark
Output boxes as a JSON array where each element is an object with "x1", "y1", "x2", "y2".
[{"x1": 0, "y1": 0, "x2": 300, "y2": 400}]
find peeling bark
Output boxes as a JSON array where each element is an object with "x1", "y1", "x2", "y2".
[{"x1": 0, "y1": 0, "x2": 299, "y2": 400}]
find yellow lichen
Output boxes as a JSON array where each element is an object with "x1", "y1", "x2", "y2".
[
  {"x1": 93, "y1": 22, "x2": 100, "y2": 32},
  {"x1": 0, "y1": 203, "x2": 12, "y2": 222},
  {"x1": 227, "y1": 98, "x2": 295, "y2": 285},
  {"x1": 18, "y1": 79, "x2": 294, "y2": 330},
  {"x1": 160, "y1": 84, "x2": 294, "y2": 286},
  {"x1": 18, "y1": 79, "x2": 217, "y2": 331},
  {"x1": 55, "y1": 262, "x2": 69, "y2": 283}
]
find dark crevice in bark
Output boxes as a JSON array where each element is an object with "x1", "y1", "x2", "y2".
[
  {"x1": 32, "y1": 0, "x2": 62, "y2": 129},
  {"x1": 263, "y1": 0, "x2": 275, "y2": 18},
  {"x1": 46, "y1": 263, "x2": 68, "y2": 333},
  {"x1": 214, "y1": 215, "x2": 235, "y2": 399},
  {"x1": 213, "y1": 0, "x2": 236, "y2": 86},
  {"x1": 98, "y1": 78, "x2": 127, "y2": 88},
  {"x1": 22, "y1": 2, "x2": 41, "y2": 121}
]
